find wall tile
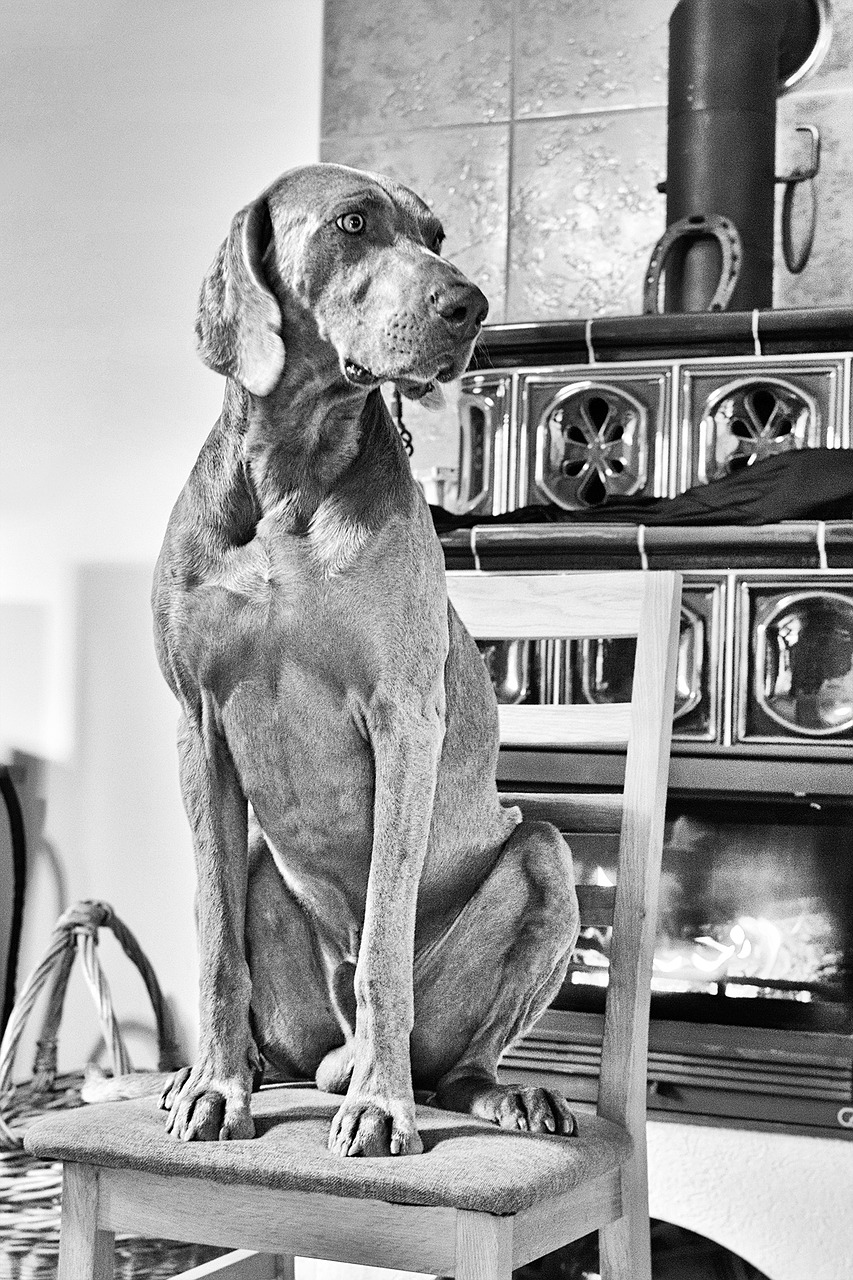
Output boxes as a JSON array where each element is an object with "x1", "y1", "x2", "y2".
[
  {"x1": 322, "y1": 0, "x2": 512, "y2": 135},
  {"x1": 321, "y1": 125, "x2": 510, "y2": 319},
  {"x1": 774, "y1": 87, "x2": 853, "y2": 308},
  {"x1": 514, "y1": 0, "x2": 672, "y2": 117},
  {"x1": 507, "y1": 110, "x2": 667, "y2": 320}
]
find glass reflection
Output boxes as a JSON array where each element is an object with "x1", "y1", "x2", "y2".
[{"x1": 756, "y1": 593, "x2": 853, "y2": 734}]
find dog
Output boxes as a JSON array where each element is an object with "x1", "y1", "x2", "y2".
[{"x1": 151, "y1": 163, "x2": 580, "y2": 1156}]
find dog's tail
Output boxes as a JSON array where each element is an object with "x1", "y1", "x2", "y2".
[{"x1": 80, "y1": 1065, "x2": 174, "y2": 1103}]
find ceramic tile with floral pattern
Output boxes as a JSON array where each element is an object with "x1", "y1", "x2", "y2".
[
  {"x1": 323, "y1": 0, "x2": 512, "y2": 135},
  {"x1": 514, "y1": 0, "x2": 672, "y2": 118},
  {"x1": 508, "y1": 109, "x2": 667, "y2": 320}
]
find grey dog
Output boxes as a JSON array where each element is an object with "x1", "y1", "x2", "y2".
[{"x1": 150, "y1": 163, "x2": 580, "y2": 1156}]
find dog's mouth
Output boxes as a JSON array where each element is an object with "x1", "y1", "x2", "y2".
[
  {"x1": 343, "y1": 351, "x2": 465, "y2": 399},
  {"x1": 399, "y1": 353, "x2": 463, "y2": 393},
  {"x1": 343, "y1": 360, "x2": 381, "y2": 387}
]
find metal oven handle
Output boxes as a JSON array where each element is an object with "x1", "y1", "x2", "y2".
[{"x1": 456, "y1": 391, "x2": 496, "y2": 514}]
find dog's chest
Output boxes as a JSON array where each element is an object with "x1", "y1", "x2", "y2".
[
  {"x1": 193, "y1": 534, "x2": 367, "y2": 685},
  {"x1": 184, "y1": 520, "x2": 402, "y2": 747}
]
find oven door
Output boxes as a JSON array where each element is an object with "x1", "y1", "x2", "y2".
[
  {"x1": 736, "y1": 576, "x2": 853, "y2": 747},
  {"x1": 499, "y1": 793, "x2": 853, "y2": 1135}
]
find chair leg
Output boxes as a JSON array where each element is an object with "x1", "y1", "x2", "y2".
[
  {"x1": 58, "y1": 1165, "x2": 114, "y2": 1280},
  {"x1": 599, "y1": 1157, "x2": 652, "y2": 1280},
  {"x1": 454, "y1": 1211, "x2": 513, "y2": 1280}
]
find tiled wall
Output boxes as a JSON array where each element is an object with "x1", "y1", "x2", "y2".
[{"x1": 321, "y1": 0, "x2": 853, "y2": 470}]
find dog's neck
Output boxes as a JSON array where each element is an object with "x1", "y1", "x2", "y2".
[
  {"x1": 224, "y1": 328, "x2": 413, "y2": 549},
  {"x1": 243, "y1": 342, "x2": 370, "y2": 519}
]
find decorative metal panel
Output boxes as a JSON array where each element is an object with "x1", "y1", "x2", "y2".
[
  {"x1": 520, "y1": 365, "x2": 672, "y2": 510},
  {"x1": 569, "y1": 583, "x2": 724, "y2": 742},
  {"x1": 490, "y1": 581, "x2": 724, "y2": 742},
  {"x1": 699, "y1": 377, "x2": 816, "y2": 481},
  {"x1": 680, "y1": 357, "x2": 844, "y2": 489},
  {"x1": 535, "y1": 381, "x2": 648, "y2": 508}
]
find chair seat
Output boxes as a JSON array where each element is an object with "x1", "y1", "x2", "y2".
[{"x1": 24, "y1": 1085, "x2": 632, "y2": 1217}]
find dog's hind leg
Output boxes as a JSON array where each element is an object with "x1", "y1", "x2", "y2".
[{"x1": 413, "y1": 819, "x2": 580, "y2": 1135}]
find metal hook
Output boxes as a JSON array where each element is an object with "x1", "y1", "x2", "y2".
[{"x1": 777, "y1": 125, "x2": 821, "y2": 274}]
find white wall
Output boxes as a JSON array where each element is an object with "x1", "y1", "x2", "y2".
[{"x1": 1, "y1": 0, "x2": 324, "y2": 1070}]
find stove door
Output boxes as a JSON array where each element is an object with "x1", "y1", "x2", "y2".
[
  {"x1": 560, "y1": 794, "x2": 853, "y2": 1022},
  {"x1": 737, "y1": 578, "x2": 853, "y2": 745}
]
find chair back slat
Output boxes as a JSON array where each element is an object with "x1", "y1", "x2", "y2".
[
  {"x1": 446, "y1": 571, "x2": 646, "y2": 639},
  {"x1": 596, "y1": 572, "x2": 680, "y2": 1135},
  {"x1": 498, "y1": 792, "x2": 623, "y2": 835},
  {"x1": 498, "y1": 704, "x2": 629, "y2": 749}
]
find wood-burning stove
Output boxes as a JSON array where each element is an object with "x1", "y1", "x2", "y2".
[{"x1": 441, "y1": 308, "x2": 853, "y2": 1141}]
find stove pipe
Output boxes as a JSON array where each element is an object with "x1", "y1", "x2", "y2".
[{"x1": 664, "y1": 0, "x2": 821, "y2": 312}]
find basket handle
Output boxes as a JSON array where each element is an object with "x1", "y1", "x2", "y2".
[{"x1": 0, "y1": 900, "x2": 181, "y2": 1150}]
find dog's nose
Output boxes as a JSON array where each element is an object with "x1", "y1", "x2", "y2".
[{"x1": 431, "y1": 282, "x2": 489, "y2": 334}]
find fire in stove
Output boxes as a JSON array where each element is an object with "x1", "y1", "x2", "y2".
[{"x1": 563, "y1": 803, "x2": 850, "y2": 1022}]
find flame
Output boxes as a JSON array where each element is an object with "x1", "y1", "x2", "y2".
[
  {"x1": 572, "y1": 902, "x2": 822, "y2": 1001},
  {"x1": 693, "y1": 936, "x2": 737, "y2": 973}
]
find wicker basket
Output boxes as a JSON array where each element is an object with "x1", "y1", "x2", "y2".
[{"x1": 0, "y1": 901, "x2": 225, "y2": 1280}]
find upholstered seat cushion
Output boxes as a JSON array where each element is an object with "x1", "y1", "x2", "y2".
[{"x1": 24, "y1": 1085, "x2": 631, "y2": 1216}]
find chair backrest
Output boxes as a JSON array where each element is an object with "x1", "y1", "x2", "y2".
[{"x1": 445, "y1": 569, "x2": 682, "y2": 1148}]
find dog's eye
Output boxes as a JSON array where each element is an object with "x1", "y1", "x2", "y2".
[{"x1": 336, "y1": 212, "x2": 366, "y2": 235}]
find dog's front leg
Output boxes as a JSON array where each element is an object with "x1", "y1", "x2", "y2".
[
  {"x1": 328, "y1": 700, "x2": 444, "y2": 1158},
  {"x1": 162, "y1": 708, "x2": 258, "y2": 1141}
]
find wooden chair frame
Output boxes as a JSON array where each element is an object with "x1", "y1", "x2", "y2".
[
  {"x1": 53, "y1": 569, "x2": 681, "y2": 1280},
  {"x1": 448, "y1": 569, "x2": 682, "y2": 1278}
]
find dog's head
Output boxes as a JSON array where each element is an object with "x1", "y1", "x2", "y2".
[{"x1": 194, "y1": 163, "x2": 488, "y2": 401}]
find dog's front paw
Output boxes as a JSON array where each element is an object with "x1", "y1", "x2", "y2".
[
  {"x1": 159, "y1": 1065, "x2": 254, "y2": 1141},
  {"x1": 328, "y1": 1094, "x2": 423, "y2": 1157}
]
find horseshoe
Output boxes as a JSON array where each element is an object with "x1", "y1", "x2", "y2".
[{"x1": 643, "y1": 213, "x2": 743, "y2": 315}]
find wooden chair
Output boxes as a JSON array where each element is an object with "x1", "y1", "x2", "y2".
[{"x1": 24, "y1": 569, "x2": 681, "y2": 1280}]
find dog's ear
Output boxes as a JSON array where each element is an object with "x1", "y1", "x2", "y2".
[{"x1": 195, "y1": 197, "x2": 285, "y2": 396}]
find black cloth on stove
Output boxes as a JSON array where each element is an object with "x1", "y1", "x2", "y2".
[{"x1": 430, "y1": 449, "x2": 853, "y2": 532}]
